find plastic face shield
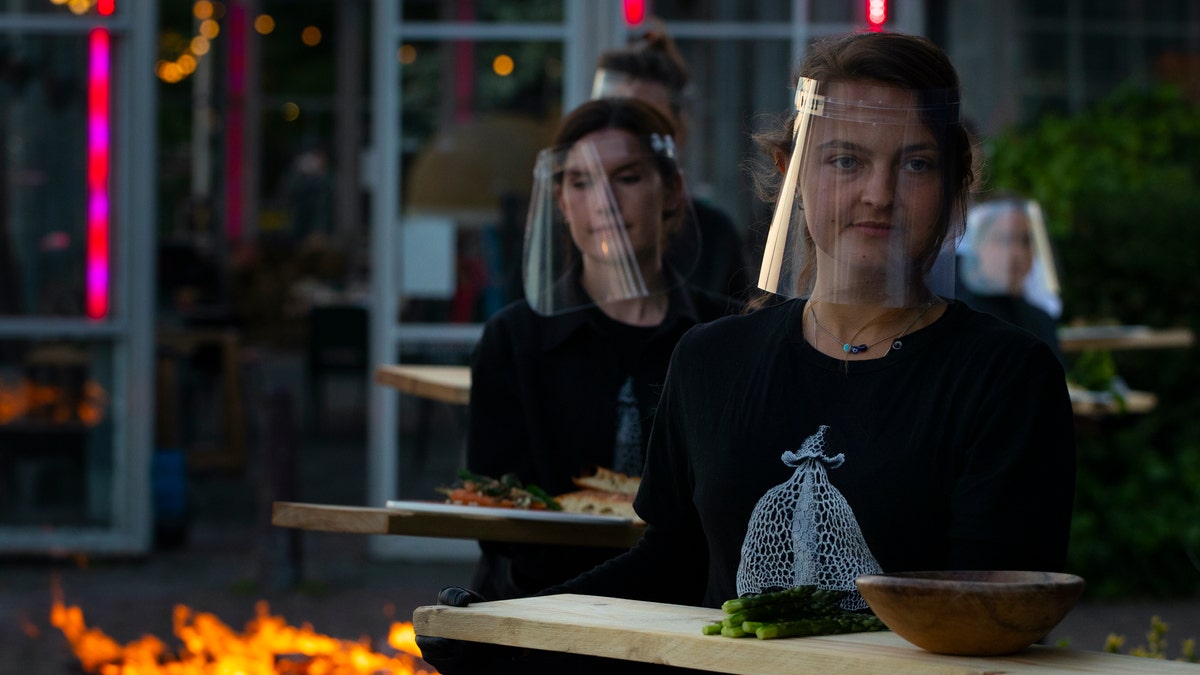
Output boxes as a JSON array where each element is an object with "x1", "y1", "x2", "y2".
[
  {"x1": 757, "y1": 78, "x2": 963, "y2": 307},
  {"x1": 958, "y1": 198, "x2": 1062, "y2": 318},
  {"x1": 522, "y1": 130, "x2": 699, "y2": 316}
]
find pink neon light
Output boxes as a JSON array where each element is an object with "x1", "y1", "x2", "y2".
[
  {"x1": 86, "y1": 28, "x2": 111, "y2": 319},
  {"x1": 224, "y1": 2, "x2": 247, "y2": 243}
]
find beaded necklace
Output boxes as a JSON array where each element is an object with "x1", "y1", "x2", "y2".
[{"x1": 809, "y1": 299, "x2": 937, "y2": 355}]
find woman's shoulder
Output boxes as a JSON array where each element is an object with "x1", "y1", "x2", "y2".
[{"x1": 677, "y1": 297, "x2": 796, "y2": 352}]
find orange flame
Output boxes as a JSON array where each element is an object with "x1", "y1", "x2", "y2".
[
  {"x1": 0, "y1": 377, "x2": 108, "y2": 426},
  {"x1": 49, "y1": 595, "x2": 439, "y2": 675}
]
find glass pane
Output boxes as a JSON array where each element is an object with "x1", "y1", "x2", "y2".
[
  {"x1": 1, "y1": 33, "x2": 112, "y2": 318},
  {"x1": 399, "y1": 39, "x2": 563, "y2": 326},
  {"x1": 402, "y1": 0, "x2": 562, "y2": 22},
  {"x1": 1080, "y1": 0, "x2": 1128, "y2": 21},
  {"x1": 1021, "y1": 0, "x2": 1067, "y2": 21},
  {"x1": 654, "y1": 0, "x2": 790, "y2": 22},
  {"x1": 673, "y1": 36, "x2": 792, "y2": 260},
  {"x1": 0, "y1": 339, "x2": 114, "y2": 527}
]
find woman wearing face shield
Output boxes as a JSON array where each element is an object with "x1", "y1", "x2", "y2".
[
  {"x1": 463, "y1": 97, "x2": 735, "y2": 605},
  {"x1": 418, "y1": 32, "x2": 1075, "y2": 675},
  {"x1": 956, "y1": 196, "x2": 1064, "y2": 363}
]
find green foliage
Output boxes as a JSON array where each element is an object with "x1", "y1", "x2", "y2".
[{"x1": 987, "y1": 84, "x2": 1200, "y2": 599}]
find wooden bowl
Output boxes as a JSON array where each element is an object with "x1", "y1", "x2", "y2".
[{"x1": 855, "y1": 570, "x2": 1085, "y2": 656}]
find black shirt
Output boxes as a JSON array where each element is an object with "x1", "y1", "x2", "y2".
[
  {"x1": 554, "y1": 300, "x2": 1076, "y2": 609},
  {"x1": 466, "y1": 274, "x2": 734, "y2": 599}
]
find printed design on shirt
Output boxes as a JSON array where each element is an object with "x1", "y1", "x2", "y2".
[
  {"x1": 612, "y1": 375, "x2": 643, "y2": 476},
  {"x1": 735, "y1": 424, "x2": 882, "y2": 610}
]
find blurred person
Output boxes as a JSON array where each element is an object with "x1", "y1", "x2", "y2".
[
  {"x1": 956, "y1": 196, "x2": 1063, "y2": 362},
  {"x1": 593, "y1": 28, "x2": 753, "y2": 300},
  {"x1": 464, "y1": 97, "x2": 736, "y2": 603},
  {"x1": 420, "y1": 31, "x2": 1075, "y2": 675}
]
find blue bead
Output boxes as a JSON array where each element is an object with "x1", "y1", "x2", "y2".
[{"x1": 843, "y1": 344, "x2": 851, "y2": 353}]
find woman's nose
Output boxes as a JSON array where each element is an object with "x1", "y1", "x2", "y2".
[{"x1": 861, "y1": 168, "x2": 896, "y2": 208}]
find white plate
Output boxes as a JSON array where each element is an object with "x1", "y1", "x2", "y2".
[{"x1": 384, "y1": 500, "x2": 634, "y2": 525}]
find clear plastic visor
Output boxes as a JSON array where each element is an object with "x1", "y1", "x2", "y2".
[
  {"x1": 958, "y1": 198, "x2": 1062, "y2": 318},
  {"x1": 522, "y1": 129, "x2": 700, "y2": 316},
  {"x1": 758, "y1": 78, "x2": 963, "y2": 308}
]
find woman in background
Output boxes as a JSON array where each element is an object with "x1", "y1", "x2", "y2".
[{"x1": 465, "y1": 96, "x2": 733, "y2": 602}]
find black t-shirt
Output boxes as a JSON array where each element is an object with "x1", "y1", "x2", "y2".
[
  {"x1": 553, "y1": 299, "x2": 1076, "y2": 609},
  {"x1": 466, "y1": 277, "x2": 734, "y2": 599}
]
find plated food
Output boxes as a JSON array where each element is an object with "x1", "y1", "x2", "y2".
[
  {"x1": 437, "y1": 467, "x2": 644, "y2": 522},
  {"x1": 438, "y1": 469, "x2": 561, "y2": 510},
  {"x1": 555, "y1": 467, "x2": 642, "y2": 521}
]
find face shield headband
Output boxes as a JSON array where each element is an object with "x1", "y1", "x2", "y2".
[
  {"x1": 522, "y1": 131, "x2": 700, "y2": 316},
  {"x1": 757, "y1": 77, "x2": 964, "y2": 307}
]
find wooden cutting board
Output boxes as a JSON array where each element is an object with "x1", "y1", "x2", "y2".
[{"x1": 413, "y1": 593, "x2": 1194, "y2": 674}]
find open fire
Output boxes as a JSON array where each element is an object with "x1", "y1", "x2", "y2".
[{"x1": 50, "y1": 591, "x2": 439, "y2": 674}]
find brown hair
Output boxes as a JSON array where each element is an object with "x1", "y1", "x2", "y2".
[
  {"x1": 750, "y1": 32, "x2": 977, "y2": 307},
  {"x1": 552, "y1": 97, "x2": 684, "y2": 238},
  {"x1": 596, "y1": 30, "x2": 690, "y2": 128}
]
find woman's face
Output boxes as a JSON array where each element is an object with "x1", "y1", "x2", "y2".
[
  {"x1": 558, "y1": 128, "x2": 678, "y2": 267},
  {"x1": 977, "y1": 209, "x2": 1034, "y2": 295},
  {"x1": 797, "y1": 82, "x2": 945, "y2": 282}
]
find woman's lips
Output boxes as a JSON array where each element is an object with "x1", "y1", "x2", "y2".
[{"x1": 851, "y1": 220, "x2": 895, "y2": 236}]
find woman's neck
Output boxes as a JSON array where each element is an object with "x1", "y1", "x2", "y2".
[
  {"x1": 581, "y1": 260, "x2": 669, "y2": 326},
  {"x1": 803, "y1": 287, "x2": 943, "y2": 360}
]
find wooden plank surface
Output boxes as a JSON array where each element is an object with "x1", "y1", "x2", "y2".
[
  {"x1": 1059, "y1": 326, "x2": 1194, "y2": 353},
  {"x1": 271, "y1": 502, "x2": 644, "y2": 548},
  {"x1": 413, "y1": 593, "x2": 1196, "y2": 674},
  {"x1": 373, "y1": 364, "x2": 471, "y2": 405}
]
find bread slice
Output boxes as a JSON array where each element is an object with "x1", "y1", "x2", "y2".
[
  {"x1": 570, "y1": 467, "x2": 641, "y2": 496},
  {"x1": 555, "y1": 489, "x2": 642, "y2": 522}
]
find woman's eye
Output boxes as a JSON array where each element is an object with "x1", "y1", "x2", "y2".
[
  {"x1": 570, "y1": 179, "x2": 593, "y2": 189},
  {"x1": 903, "y1": 157, "x2": 935, "y2": 172},
  {"x1": 615, "y1": 172, "x2": 643, "y2": 185},
  {"x1": 830, "y1": 155, "x2": 858, "y2": 170}
]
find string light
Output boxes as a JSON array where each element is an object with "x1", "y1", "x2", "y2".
[{"x1": 156, "y1": 1, "x2": 226, "y2": 84}]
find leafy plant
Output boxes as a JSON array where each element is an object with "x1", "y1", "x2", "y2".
[
  {"x1": 1105, "y1": 616, "x2": 1198, "y2": 663},
  {"x1": 987, "y1": 84, "x2": 1200, "y2": 599}
]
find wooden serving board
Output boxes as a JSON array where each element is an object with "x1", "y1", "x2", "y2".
[
  {"x1": 413, "y1": 593, "x2": 1195, "y2": 674},
  {"x1": 374, "y1": 364, "x2": 471, "y2": 405},
  {"x1": 271, "y1": 502, "x2": 645, "y2": 548}
]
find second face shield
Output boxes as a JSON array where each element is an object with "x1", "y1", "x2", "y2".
[
  {"x1": 757, "y1": 78, "x2": 966, "y2": 307},
  {"x1": 522, "y1": 131, "x2": 700, "y2": 316}
]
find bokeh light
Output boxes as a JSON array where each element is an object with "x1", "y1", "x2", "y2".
[
  {"x1": 493, "y1": 54, "x2": 514, "y2": 76},
  {"x1": 193, "y1": 1, "x2": 213, "y2": 20},
  {"x1": 254, "y1": 14, "x2": 275, "y2": 35},
  {"x1": 282, "y1": 102, "x2": 300, "y2": 122},
  {"x1": 398, "y1": 44, "x2": 417, "y2": 65},
  {"x1": 301, "y1": 26, "x2": 322, "y2": 46}
]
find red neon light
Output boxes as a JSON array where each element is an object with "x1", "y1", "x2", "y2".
[
  {"x1": 623, "y1": 0, "x2": 646, "y2": 27},
  {"x1": 97, "y1": 0, "x2": 115, "y2": 16},
  {"x1": 86, "y1": 28, "x2": 111, "y2": 319},
  {"x1": 866, "y1": 0, "x2": 887, "y2": 31}
]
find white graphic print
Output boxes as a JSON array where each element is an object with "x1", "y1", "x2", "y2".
[
  {"x1": 612, "y1": 376, "x2": 643, "y2": 475},
  {"x1": 736, "y1": 425, "x2": 882, "y2": 610}
]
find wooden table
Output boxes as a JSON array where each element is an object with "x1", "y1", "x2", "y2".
[
  {"x1": 413, "y1": 593, "x2": 1195, "y2": 674},
  {"x1": 272, "y1": 501, "x2": 645, "y2": 548},
  {"x1": 1059, "y1": 326, "x2": 1194, "y2": 353},
  {"x1": 373, "y1": 364, "x2": 470, "y2": 405}
]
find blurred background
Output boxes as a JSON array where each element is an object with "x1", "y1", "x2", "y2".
[{"x1": 1, "y1": 0, "x2": 1199, "y2": 670}]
